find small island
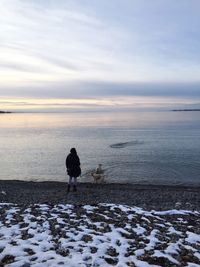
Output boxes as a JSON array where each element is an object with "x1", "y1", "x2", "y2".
[
  {"x1": 0, "y1": 110, "x2": 12, "y2": 114},
  {"x1": 172, "y1": 109, "x2": 200, "y2": 112}
]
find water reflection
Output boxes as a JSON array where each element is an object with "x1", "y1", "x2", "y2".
[{"x1": 0, "y1": 111, "x2": 200, "y2": 185}]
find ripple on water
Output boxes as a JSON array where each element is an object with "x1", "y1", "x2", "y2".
[{"x1": 110, "y1": 140, "x2": 144, "y2": 148}]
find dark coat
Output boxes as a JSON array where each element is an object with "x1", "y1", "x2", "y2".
[{"x1": 66, "y1": 152, "x2": 81, "y2": 178}]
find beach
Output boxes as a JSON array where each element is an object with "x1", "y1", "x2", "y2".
[
  {"x1": 1, "y1": 181, "x2": 200, "y2": 266},
  {"x1": 1, "y1": 180, "x2": 200, "y2": 210}
]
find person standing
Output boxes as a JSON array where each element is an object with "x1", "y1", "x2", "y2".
[{"x1": 66, "y1": 148, "x2": 81, "y2": 192}]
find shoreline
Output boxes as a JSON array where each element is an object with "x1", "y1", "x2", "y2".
[
  {"x1": 1, "y1": 179, "x2": 200, "y2": 188},
  {"x1": 1, "y1": 180, "x2": 200, "y2": 210}
]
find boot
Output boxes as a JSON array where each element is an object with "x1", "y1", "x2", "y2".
[
  {"x1": 73, "y1": 185, "x2": 77, "y2": 192},
  {"x1": 67, "y1": 184, "x2": 70, "y2": 192}
]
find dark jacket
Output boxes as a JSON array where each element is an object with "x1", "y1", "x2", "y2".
[{"x1": 66, "y1": 152, "x2": 81, "y2": 177}]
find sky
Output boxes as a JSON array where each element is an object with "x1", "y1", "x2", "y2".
[{"x1": 0, "y1": 0, "x2": 200, "y2": 111}]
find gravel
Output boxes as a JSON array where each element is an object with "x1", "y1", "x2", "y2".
[
  {"x1": 1, "y1": 180, "x2": 200, "y2": 210},
  {"x1": 1, "y1": 203, "x2": 200, "y2": 266}
]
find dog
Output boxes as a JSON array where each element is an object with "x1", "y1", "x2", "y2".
[{"x1": 91, "y1": 164, "x2": 105, "y2": 183}]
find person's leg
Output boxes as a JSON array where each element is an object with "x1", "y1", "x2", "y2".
[
  {"x1": 68, "y1": 176, "x2": 72, "y2": 192},
  {"x1": 73, "y1": 177, "x2": 77, "y2": 191}
]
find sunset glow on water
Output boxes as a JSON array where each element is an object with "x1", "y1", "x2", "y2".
[{"x1": 0, "y1": 111, "x2": 199, "y2": 185}]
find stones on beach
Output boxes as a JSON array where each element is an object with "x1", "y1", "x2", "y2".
[
  {"x1": 1, "y1": 255, "x2": 15, "y2": 265},
  {"x1": 104, "y1": 257, "x2": 119, "y2": 265},
  {"x1": 139, "y1": 255, "x2": 174, "y2": 266},
  {"x1": 1, "y1": 203, "x2": 200, "y2": 266},
  {"x1": 99, "y1": 222, "x2": 111, "y2": 233},
  {"x1": 13, "y1": 213, "x2": 24, "y2": 224},
  {"x1": 88, "y1": 212, "x2": 107, "y2": 222},
  {"x1": 116, "y1": 239, "x2": 121, "y2": 246},
  {"x1": 126, "y1": 261, "x2": 136, "y2": 267},
  {"x1": 185, "y1": 202, "x2": 192, "y2": 209},
  {"x1": 1, "y1": 181, "x2": 200, "y2": 212},
  {"x1": 56, "y1": 247, "x2": 70, "y2": 257},
  {"x1": 0, "y1": 191, "x2": 6, "y2": 196},
  {"x1": 106, "y1": 247, "x2": 119, "y2": 257},
  {"x1": 90, "y1": 246, "x2": 98, "y2": 254},
  {"x1": 175, "y1": 202, "x2": 182, "y2": 209},
  {"x1": 20, "y1": 263, "x2": 31, "y2": 267},
  {"x1": 81, "y1": 234, "x2": 93, "y2": 243},
  {"x1": 21, "y1": 230, "x2": 34, "y2": 240},
  {"x1": 24, "y1": 248, "x2": 35, "y2": 256}
]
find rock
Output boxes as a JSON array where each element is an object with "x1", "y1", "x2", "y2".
[
  {"x1": 185, "y1": 202, "x2": 192, "y2": 209},
  {"x1": 99, "y1": 223, "x2": 111, "y2": 233},
  {"x1": 114, "y1": 221, "x2": 127, "y2": 228},
  {"x1": 21, "y1": 232, "x2": 34, "y2": 240},
  {"x1": 127, "y1": 262, "x2": 136, "y2": 267},
  {"x1": 10, "y1": 240, "x2": 18, "y2": 246},
  {"x1": 81, "y1": 234, "x2": 93, "y2": 242},
  {"x1": 30, "y1": 257, "x2": 38, "y2": 262},
  {"x1": 13, "y1": 214, "x2": 24, "y2": 223},
  {"x1": 20, "y1": 263, "x2": 31, "y2": 267},
  {"x1": 83, "y1": 255, "x2": 92, "y2": 261},
  {"x1": 175, "y1": 202, "x2": 182, "y2": 209},
  {"x1": 104, "y1": 257, "x2": 118, "y2": 265},
  {"x1": 89, "y1": 213, "x2": 107, "y2": 222},
  {"x1": 116, "y1": 239, "x2": 121, "y2": 246},
  {"x1": 90, "y1": 246, "x2": 98, "y2": 253},
  {"x1": 182, "y1": 255, "x2": 192, "y2": 262},
  {"x1": 1, "y1": 255, "x2": 15, "y2": 265},
  {"x1": 19, "y1": 222, "x2": 29, "y2": 229},
  {"x1": 56, "y1": 248, "x2": 70, "y2": 257},
  {"x1": 148, "y1": 256, "x2": 175, "y2": 266},
  {"x1": 106, "y1": 247, "x2": 119, "y2": 257},
  {"x1": 24, "y1": 248, "x2": 35, "y2": 255}
]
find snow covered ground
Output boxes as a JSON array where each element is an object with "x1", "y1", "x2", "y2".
[{"x1": 0, "y1": 203, "x2": 200, "y2": 267}]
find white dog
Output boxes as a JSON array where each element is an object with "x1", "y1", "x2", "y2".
[{"x1": 91, "y1": 164, "x2": 105, "y2": 183}]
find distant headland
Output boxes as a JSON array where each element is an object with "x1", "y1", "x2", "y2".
[
  {"x1": 172, "y1": 109, "x2": 200, "y2": 112},
  {"x1": 0, "y1": 111, "x2": 12, "y2": 114}
]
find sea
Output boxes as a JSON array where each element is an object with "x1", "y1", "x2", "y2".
[{"x1": 0, "y1": 110, "x2": 200, "y2": 185}]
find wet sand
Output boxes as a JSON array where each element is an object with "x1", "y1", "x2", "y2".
[{"x1": 1, "y1": 180, "x2": 200, "y2": 210}]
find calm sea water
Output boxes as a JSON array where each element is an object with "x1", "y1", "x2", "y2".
[{"x1": 0, "y1": 111, "x2": 200, "y2": 185}]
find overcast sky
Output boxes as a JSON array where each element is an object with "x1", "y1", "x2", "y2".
[{"x1": 0, "y1": 0, "x2": 200, "y2": 110}]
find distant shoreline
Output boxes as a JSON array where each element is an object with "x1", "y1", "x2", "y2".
[
  {"x1": 0, "y1": 110, "x2": 12, "y2": 114},
  {"x1": 1, "y1": 109, "x2": 200, "y2": 114},
  {"x1": 172, "y1": 109, "x2": 200, "y2": 112}
]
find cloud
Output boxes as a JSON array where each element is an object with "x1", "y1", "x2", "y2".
[
  {"x1": 1, "y1": 81, "x2": 200, "y2": 100},
  {"x1": 0, "y1": 0, "x2": 200, "y2": 103},
  {"x1": 0, "y1": 61, "x2": 44, "y2": 73},
  {"x1": 1, "y1": 95, "x2": 200, "y2": 113}
]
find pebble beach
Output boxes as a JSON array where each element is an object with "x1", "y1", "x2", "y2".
[
  {"x1": 1, "y1": 180, "x2": 200, "y2": 210},
  {"x1": 1, "y1": 181, "x2": 200, "y2": 267}
]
